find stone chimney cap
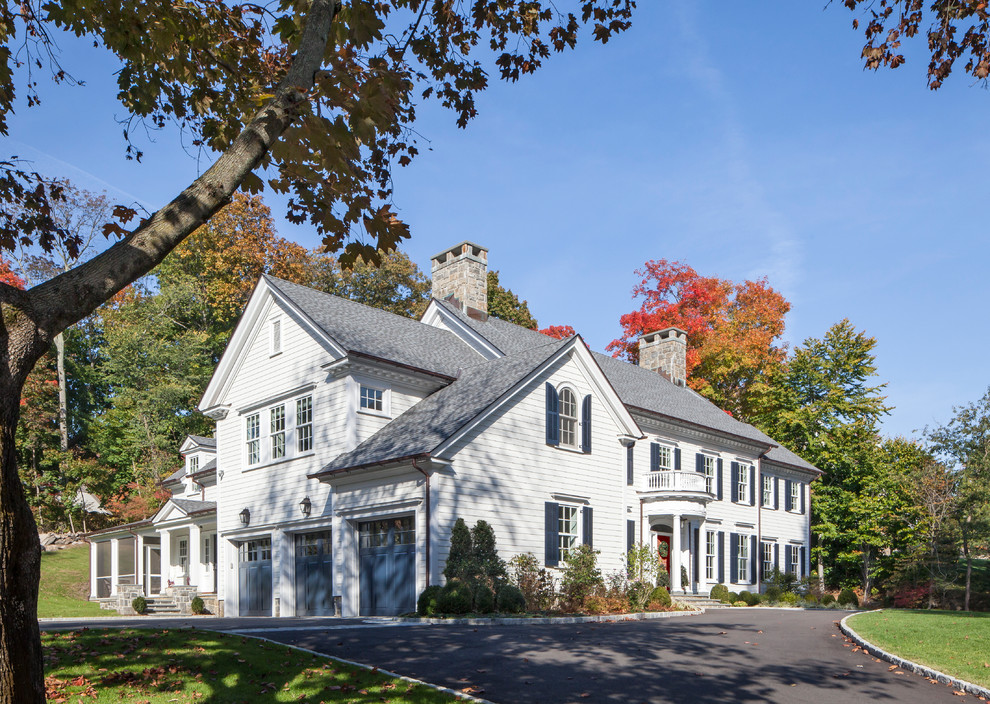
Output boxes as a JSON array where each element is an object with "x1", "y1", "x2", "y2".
[
  {"x1": 639, "y1": 327, "x2": 688, "y2": 344},
  {"x1": 431, "y1": 241, "x2": 488, "y2": 266}
]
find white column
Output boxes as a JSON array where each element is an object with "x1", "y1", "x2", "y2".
[
  {"x1": 669, "y1": 514, "x2": 681, "y2": 595},
  {"x1": 189, "y1": 524, "x2": 202, "y2": 589},
  {"x1": 110, "y1": 538, "x2": 120, "y2": 596},
  {"x1": 136, "y1": 534, "x2": 145, "y2": 593},
  {"x1": 160, "y1": 529, "x2": 171, "y2": 588},
  {"x1": 89, "y1": 541, "x2": 98, "y2": 598}
]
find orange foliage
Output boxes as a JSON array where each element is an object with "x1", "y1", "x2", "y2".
[
  {"x1": 540, "y1": 324, "x2": 576, "y2": 340},
  {"x1": 0, "y1": 256, "x2": 25, "y2": 288},
  {"x1": 104, "y1": 482, "x2": 171, "y2": 523}
]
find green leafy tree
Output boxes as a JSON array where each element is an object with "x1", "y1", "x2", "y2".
[
  {"x1": 487, "y1": 270, "x2": 538, "y2": 329},
  {"x1": 470, "y1": 519, "x2": 508, "y2": 589},
  {"x1": 307, "y1": 249, "x2": 432, "y2": 319},
  {"x1": 0, "y1": 1, "x2": 635, "y2": 697}
]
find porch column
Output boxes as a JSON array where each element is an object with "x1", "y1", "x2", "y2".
[
  {"x1": 189, "y1": 523, "x2": 202, "y2": 588},
  {"x1": 110, "y1": 538, "x2": 120, "y2": 596},
  {"x1": 160, "y1": 529, "x2": 172, "y2": 588},
  {"x1": 136, "y1": 534, "x2": 145, "y2": 592},
  {"x1": 669, "y1": 513, "x2": 681, "y2": 595},
  {"x1": 89, "y1": 541, "x2": 98, "y2": 598}
]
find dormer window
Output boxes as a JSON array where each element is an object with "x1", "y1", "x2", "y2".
[
  {"x1": 270, "y1": 318, "x2": 282, "y2": 356},
  {"x1": 189, "y1": 456, "x2": 199, "y2": 474}
]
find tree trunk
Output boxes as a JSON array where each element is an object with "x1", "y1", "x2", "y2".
[
  {"x1": 962, "y1": 528, "x2": 971, "y2": 612},
  {"x1": 0, "y1": 373, "x2": 44, "y2": 704},
  {"x1": 55, "y1": 331, "x2": 68, "y2": 451}
]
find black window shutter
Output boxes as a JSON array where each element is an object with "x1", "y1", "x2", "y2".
[
  {"x1": 786, "y1": 545, "x2": 793, "y2": 574},
  {"x1": 750, "y1": 535, "x2": 758, "y2": 584},
  {"x1": 729, "y1": 533, "x2": 738, "y2": 583},
  {"x1": 627, "y1": 520, "x2": 635, "y2": 554},
  {"x1": 717, "y1": 459, "x2": 723, "y2": 501},
  {"x1": 800, "y1": 546, "x2": 807, "y2": 578},
  {"x1": 749, "y1": 467, "x2": 755, "y2": 505},
  {"x1": 545, "y1": 383, "x2": 559, "y2": 447},
  {"x1": 773, "y1": 477, "x2": 779, "y2": 510},
  {"x1": 731, "y1": 462, "x2": 740, "y2": 502},
  {"x1": 695, "y1": 453, "x2": 704, "y2": 474},
  {"x1": 800, "y1": 482, "x2": 806, "y2": 514},
  {"x1": 581, "y1": 395, "x2": 592, "y2": 454},
  {"x1": 693, "y1": 526, "x2": 700, "y2": 587},
  {"x1": 717, "y1": 531, "x2": 725, "y2": 583},
  {"x1": 582, "y1": 506, "x2": 593, "y2": 548},
  {"x1": 545, "y1": 501, "x2": 559, "y2": 566},
  {"x1": 785, "y1": 480, "x2": 793, "y2": 511},
  {"x1": 774, "y1": 543, "x2": 779, "y2": 573},
  {"x1": 650, "y1": 443, "x2": 660, "y2": 472},
  {"x1": 674, "y1": 447, "x2": 681, "y2": 470},
  {"x1": 626, "y1": 445, "x2": 634, "y2": 486}
]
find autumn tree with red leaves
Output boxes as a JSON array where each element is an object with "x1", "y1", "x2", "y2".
[
  {"x1": 540, "y1": 324, "x2": 576, "y2": 339},
  {"x1": 608, "y1": 259, "x2": 790, "y2": 421}
]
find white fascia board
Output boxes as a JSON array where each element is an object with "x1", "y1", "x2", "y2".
[
  {"x1": 179, "y1": 436, "x2": 217, "y2": 455},
  {"x1": 421, "y1": 300, "x2": 502, "y2": 361},
  {"x1": 432, "y1": 336, "x2": 643, "y2": 458},
  {"x1": 151, "y1": 501, "x2": 188, "y2": 524},
  {"x1": 198, "y1": 277, "x2": 346, "y2": 412}
]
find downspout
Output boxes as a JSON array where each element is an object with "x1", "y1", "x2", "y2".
[{"x1": 412, "y1": 458, "x2": 431, "y2": 587}]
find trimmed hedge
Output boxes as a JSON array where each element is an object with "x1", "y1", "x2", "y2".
[
  {"x1": 417, "y1": 585, "x2": 442, "y2": 616},
  {"x1": 473, "y1": 583, "x2": 495, "y2": 613},
  {"x1": 131, "y1": 596, "x2": 147, "y2": 615},
  {"x1": 437, "y1": 580, "x2": 473, "y2": 615},
  {"x1": 648, "y1": 585, "x2": 671, "y2": 609},
  {"x1": 496, "y1": 584, "x2": 526, "y2": 613},
  {"x1": 709, "y1": 584, "x2": 730, "y2": 603},
  {"x1": 190, "y1": 596, "x2": 205, "y2": 615},
  {"x1": 838, "y1": 588, "x2": 859, "y2": 607}
]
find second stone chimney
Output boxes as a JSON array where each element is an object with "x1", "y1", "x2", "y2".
[
  {"x1": 431, "y1": 241, "x2": 488, "y2": 317},
  {"x1": 639, "y1": 328, "x2": 688, "y2": 386}
]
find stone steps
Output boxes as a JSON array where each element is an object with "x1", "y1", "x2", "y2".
[
  {"x1": 673, "y1": 595, "x2": 733, "y2": 610},
  {"x1": 144, "y1": 598, "x2": 182, "y2": 614}
]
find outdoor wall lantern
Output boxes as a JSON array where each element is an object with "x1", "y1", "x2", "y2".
[
  {"x1": 239, "y1": 508, "x2": 250, "y2": 526},
  {"x1": 299, "y1": 496, "x2": 312, "y2": 517}
]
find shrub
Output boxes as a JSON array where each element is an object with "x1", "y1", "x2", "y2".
[
  {"x1": 584, "y1": 594, "x2": 607, "y2": 614},
  {"x1": 473, "y1": 583, "x2": 495, "y2": 613},
  {"x1": 626, "y1": 543, "x2": 662, "y2": 585},
  {"x1": 709, "y1": 584, "x2": 730, "y2": 603},
  {"x1": 763, "y1": 585, "x2": 782, "y2": 603},
  {"x1": 733, "y1": 601, "x2": 748, "y2": 607},
  {"x1": 727, "y1": 591, "x2": 739, "y2": 603},
  {"x1": 742, "y1": 591, "x2": 761, "y2": 606},
  {"x1": 821, "y1": 593, "x2": 836, "y2": 606},
  {"x1": 510, "y1": 553, "x2": 555, "y2": 611},
  {"x1": 417, "y1": 585, "x2": 443, "y2": 616},
  {"x1": 471, "y1": 520, "x2": 508, "y2": 589},
  {"x1": 738, "y1": 590, "x2": 751, "y2": 603},
  {"x1": 444, "y1": 519, "x2": 474, "y2": 583},
  {"x1": 655, "y1": 564, "x2": 670, "y2": 589},
  {"x1": 559, "y1": 544, "x2": 603, "y2": 612},
  {"x1": 892, "y1": 584, "x2": 930, "y2": 609},
  {"x1": 437, "y1": 579, "x2": 473, "y2": 615},
  {"x1": 626, "y1": 580, "x2": 652, "y2": 611},
  {"x1": 648, "y1": 585, "x2": 671, "y2": 609},
  {"x1": 496, "y1": 584, "x2": 526, "y2": 614},
  {"x1": 131, "y1": 596, "x2": 147, "y2": 615},
  {"x1": 780, "y1": 592, "x2": 799, "y2": 606},
  {"x1": 838, "y1": 588, "x2": 859, "y2": 607},
  {"x1": 680, "y1": 565, "x2": 690, "y2": 590},
  {"x1": 190, "y1": 596, "x2": 205, "y2": 615}
]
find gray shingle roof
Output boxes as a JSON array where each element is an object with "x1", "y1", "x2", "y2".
[
  {"x1": 193, "y1": 458, "x2": 217, "y2": 475},
  {"x1": 764, "y1": 444, "x2": 819, "y2": 473},
  {"x1": 163, "y1": 466, "x2": 185, "y2": 484},
  {"x1": 316, "y1": 338, "x2": 571, "y2": 475},
  {"x1": 266, "y1": 276, "x2": 482, "y2": 377},
  {"x1": 435, "y1": 298, "x2": 557, "y2": 355},
  {"x1": 169, "y1": 499, "x2": 216, "y2": 515},
  {"x1": 187, "y1": 435, "x2": 216, "y2": 448}
]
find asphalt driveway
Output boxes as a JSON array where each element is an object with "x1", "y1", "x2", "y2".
[{"x1": 43, "y1": 609, "x2": 974, "y2": 703}]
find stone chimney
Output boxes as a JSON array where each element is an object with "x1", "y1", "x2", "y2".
[
  {"x1": 639, "y1": 328, "x2": 688, "y2": 386},
  {"x1": 431, "y1": 241, "x2": 488, "y2": 317}
]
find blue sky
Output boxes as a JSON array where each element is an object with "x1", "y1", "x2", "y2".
[{"x1": 8, "y1": 3, "x2": 989, "y2": 440}]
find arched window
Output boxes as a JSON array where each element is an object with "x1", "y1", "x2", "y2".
[{"x1": 559, "y1": 388, "x2": 577, "y2": 447}]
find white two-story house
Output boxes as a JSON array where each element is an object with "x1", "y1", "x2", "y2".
[{"x1": 88, "y1": 241, "x2": 819, "y2": 617}]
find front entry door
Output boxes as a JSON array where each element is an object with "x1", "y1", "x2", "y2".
[
  {"x1": 657, "y1": 534, "x2": 671, "y2": 578},
  {"x1": 358, "y1": 517, "x2": 415, "y2": 616},
  {"x1": 295, "y1": 531, "x2": 333, "y2": 616}
]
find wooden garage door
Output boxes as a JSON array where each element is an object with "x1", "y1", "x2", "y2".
[
  {"x1": 295, "y1": 531, "x2": 333, "y2": 616},
  {"x1": 358, "y1": 517, "x2": 415, "y2": 617},
  {"x1": 237, "y1": 538, "x2": 272, "y2": 617}
]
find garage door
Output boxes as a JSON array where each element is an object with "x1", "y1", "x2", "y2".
[
  {"x1": 358, "y1": 517, "x2": 416, "y2": 616},
  {"x1": 295, "y1": 531, "x2": 333, "y2": 616},
  {"x1": 238, "y1": 537, "x2": 272, "y2": 617}
]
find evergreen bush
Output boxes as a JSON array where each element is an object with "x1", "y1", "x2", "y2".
[
  {"x1": 131, "y1": 596, "x2": 147, "y2": 615},
  {"x1": 838, "y1": 588, "x2": 859, "y2": 607},
  {"x1": 728, "y1": 591, "x2": 739, "y2": 603},
  {"x1": 821, "y1": 593, "x2": 836, "y2": 606},
  {"x1": 648, "y1": 585, "x2": 671, "y2": 609},
  {"x1": 764, "y1": 585, "x2": 782, "y2": 603},
  {"x1": 780, "y1": 592, "x2": 799, "y2": 606},
  {"x1": 742, "y1": 591, "x2": 761, "y2": 606},
  {"x1": 444, "y1": 519, "x2": 474, "y2": 582},
  {"x1": 437, "y1": 579, "x2": 473, "y2": 615},
  {"x1": 471, "y1": 520, "x2": 508, "y2": 589},
  {"x1": 473, "y1": 583, "x2": 495, "y2": 613},
  {"x1": 190, "y1": 596, "x2": 205, "y2": 614},
  {"x1": 417, "y1": 585, "x2": 443, "y2": 616},
  {"x1": 709, "y1": 584, "x2": 730, "y2": 603},
  {"x1": 496, "y1": 584, "x2": 526, "y2": 614},
  {"x1": 559, "y1": 544, "x2": 603, "y2": 611}
]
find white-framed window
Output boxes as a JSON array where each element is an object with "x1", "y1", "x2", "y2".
[
  {"x1": 790, "y1": 481, "x2": 800, "y2": 512},
  {"x1": 762, "y1": 475, "x2": 773, "y2": 507},
  {"x1": 703, "y1": 455, "x2": 716, "y2": 493},
  {"x1": 178, "y1": 538, "x2": 188, "y2": 571},
  {"x1": 762, "y1": 541, "x2": 774, "y2": 578},
  {"x1": 738, "y1": 464, "x2": 750, "y2": 504},
  {"x1": 203, "y1": 535, "x2": 212, "y2": 564},
  {"x1": 738, "y1": 536, "x2": 749, "y2": 582},
  {"x1": 558, "y1": 504, "x2": 579, "y2": 561},
  {"x1": 788, "y1": 545, "x2": 801, "y2": 576},
  {"x1": 270, "y1": 405, "x2": 286, "y2": 459},
  {"x1": 656, "y1": 445, "x2": 672, "y2": 471},
  {"x1": 296, "y1": 396, "x2": 313, "y2": 453},
  {"x1": 189, "y1": 455, "x2": 199, "y2": 474},
  {"x1": 359, "y1": 384, "x2": 386, "y2": 414},
  {"x1": 246, "y1": 413, "x2": 261, "y2": 465},
  {"x1": 705, "y1": 531, "x2": 716, "y2": 581},
  {"x1": 270, "y1": 318, "x2": 282, "y2": 356},
  {"x1": 559, "y1": 388, "x2": 578, "y2": 447}
]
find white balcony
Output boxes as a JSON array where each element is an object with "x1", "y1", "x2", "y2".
[{"x1": 639, "y1": 471, "x2": 713, "y2": 498}]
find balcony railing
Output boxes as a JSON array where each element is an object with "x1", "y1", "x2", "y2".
[{"x1": 640, "y1": 471, "x2": 711, "y2": 496}]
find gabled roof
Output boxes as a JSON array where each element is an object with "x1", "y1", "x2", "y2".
[
  {"x1": 764, "y1": 444, "x2": 820, "y2": 474},
  {"x1": 163, "y1": 466, "x2": 185, "y2": 485},
  {"x1": 430, "y1": 297, "x2": 553, "y2": 355},
  {"x1": 265, "y1": 277, "x2": 483, "y2": 378},
  {"x1": 186, "y1": 435, "x2": 216, "y2": 449},
  {"x1": 312, "y1": 338, "x2": 573, "y2": 477},
  {"x1": 191, "y1": 458, "x2": 218, "y2": 478},
  {"x1": 152, "y1": 498, "x2": 216, "y2": 523}
]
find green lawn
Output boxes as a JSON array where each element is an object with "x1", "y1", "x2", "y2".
[
  {"x1": 848, "y1": 610, "x2": 990, "y2": 688},
  {"x1": 39, "y1": 545, "x2": 106, "y2": 618},
  {"x1": 43, "y1": 629, "x2": 459, "y2": 703}
]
